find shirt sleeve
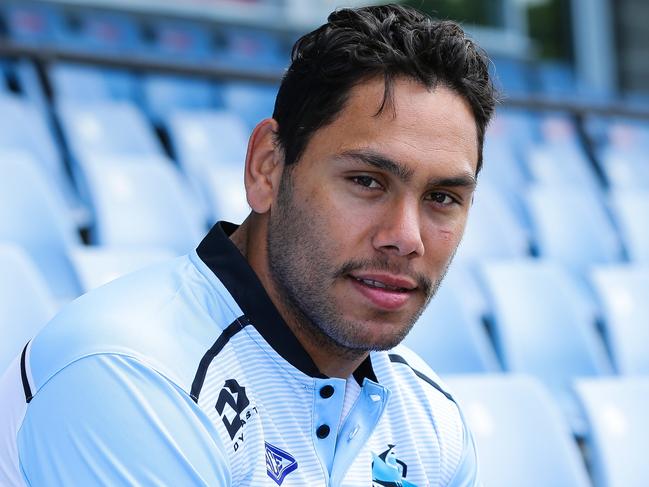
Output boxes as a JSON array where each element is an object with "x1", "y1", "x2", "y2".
[
  {"x1": 445, "y1": 408, "x2": 482, "y2": 487},
  {"x1": 17, "y1": 354, "x2": 231, "y2": 486}
]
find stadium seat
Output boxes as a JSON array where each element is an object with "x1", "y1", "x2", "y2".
[
  {"x1": 0, "y1": 94, "x2": 82, "y2": 221},
  {"x1": 141, "y1": 18, "x2": 212, "y2": 63},
  {"x1": 49, "y1": 63, "x2": 138, "y2": 102},
  {"x1": 0, "y1": 243, "x2": 57, "y2": 374},
  {"x1": 56, "y1": 100, "x2": 163, "y2": 165},
  {"x1": 82, "y1": 155, "x2": 205, "y2": 254},
  {"x1": 590, "y1": 266, "x2": 649, "y2": 375},
  {"x1": 69, "y1": 246, "x2": 175, "y2": 292},
  {"x1": 222, "y1": 82, "x2": 278, "y2": 129},
  {"x1": 575, "y1": 377, "x2": 649, "y2": 487},
  {"x1": 168, "y1": 109, "x2": 248, "y2": 167},
  {"x1": 142, "y1": 75, "x2": 218, "y2": 126},
  {"x1": 526, "y1": 143, "x2": 601, "y2": 190},
  {"x1": 454, "y1": 182, "x2": 530, "y2": 263},
  {"x1": 167, "y1": 109, "x2": 250, "y2": 222},
  {"x1": 446, "y1": 375, "x2": 592, "y2": 487},
  {"x1": 402, "y1": 279, "x2": 500, "y2": 374},
  {"x1": 609, "y1": 191, "x2": 649, "y2": 264},
  {"x1": 2, "y1": 2, "x2": 64, "y2": 45},
  {"x1": 526, "y1": 185, "x2": 623, "y2": 272},
  {"x1": 55, "y1": 9, "x2": 140, "y2": 55},
  {"x1": 0, "y1": 153, "x2": 82, "y2": 301},
  {"x1": 480, "y1": 259, "x2": 613, "y2": 431},
  {"x1": 599, "y1": 147, "x2": 649, "y2": 189}
]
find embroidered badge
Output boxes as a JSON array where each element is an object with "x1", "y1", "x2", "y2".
[
  {"x1": 265, "y1": 442, "x2": 298, "y2": 485},
  {"x1": 372, "y1": 444, "x2": 417, "y2": 487}
]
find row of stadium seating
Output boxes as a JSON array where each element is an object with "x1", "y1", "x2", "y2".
[{"x1": 1, "y1": 3, "x2": 648, "y2": 485}]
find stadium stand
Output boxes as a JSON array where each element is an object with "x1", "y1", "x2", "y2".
[
  {"x1": 0, "y1": 152, "x2": 82, "y2": 301},
  {"x1": 446, "y1": 375, "x2": 592, "y2": 487},
  {"x1": 49, "y1": 62, "x2": 138, "y2": 102},
  {"x1": 1, "y1": 2, "x2": 648, "y2": 484},
  {"x1": 590, "y1": 266, "x2": 649, "y2": 375},
  {"x1": 575, "y1": 377, "x2": 649, "y2": 487},
  {"x1": 82, "y1": 155, "x2": 205, "y2": 253},
  {"x1": 525, "y1": 185, "x2": 624, "y2": 274},
  {"x1": 0, "y1": 243, "x2": 56, "y2": 373},
  {"x1": 479, "y1": 259, "x2": 613, "y2": 432},
  {"x1": 610, "y1": 190, "x2": 649, "y2": 263},
  {"x1": 402, "y1": 280, "x2": 500, "y2": 374}
]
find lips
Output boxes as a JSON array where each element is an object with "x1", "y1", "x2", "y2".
[{"x1": 348, "y1": 272, "x2": 417, "y2": 310}]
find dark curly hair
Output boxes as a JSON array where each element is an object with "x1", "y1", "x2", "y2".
[{"x1": 272, "y1": 4, "x2": 496, "y2": 174}]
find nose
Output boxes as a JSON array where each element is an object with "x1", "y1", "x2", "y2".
[{"x1": 372, "y1": 198, "x2": 425, "y2": 257}]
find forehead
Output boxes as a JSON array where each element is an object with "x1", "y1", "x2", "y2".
[{"x1": 301, "y1": 77, "x2": 479, "y2": 177}]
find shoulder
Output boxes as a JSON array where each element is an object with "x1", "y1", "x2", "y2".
[
  {"x1": 376, "y1": 345, "x2": 481, "y2": 485},
  {"x1": 24, "y1": 252, "x2": 242, "y2": 400}
]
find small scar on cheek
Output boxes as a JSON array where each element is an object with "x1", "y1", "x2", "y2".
[{"x1": 438, "y1": 229, "x2": 456, "y2": 241}]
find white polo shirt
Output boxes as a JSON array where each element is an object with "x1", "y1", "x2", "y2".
[{"x1": 0, "y1": 222, "x2": 480, "y2": 486}]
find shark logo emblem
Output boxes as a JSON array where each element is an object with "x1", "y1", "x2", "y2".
[
  {"x1": 372, "y1": 444, "x2": 417, "y2": 487},
  {"x1": 265, "y1": 442, "x2": 298, "y2": 485}
]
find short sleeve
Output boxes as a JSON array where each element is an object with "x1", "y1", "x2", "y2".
[
  {"x1": 18, "y1": 354, "x2": 231, "y2": 486},
  {"x1": 446, "y1": 408, "x2": 482, "y2": 487}
]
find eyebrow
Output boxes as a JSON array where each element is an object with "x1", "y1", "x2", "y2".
[{"x1": 338, "y1": 149, "x2": 477, "y2": 189}]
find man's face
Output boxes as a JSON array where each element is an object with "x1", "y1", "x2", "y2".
[{"x1": 267, "y1": 77, "x2": 478, "y2": 354}]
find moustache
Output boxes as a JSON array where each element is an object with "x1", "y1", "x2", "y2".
[{"x1": 335, "y1": 258, "x2": 434, "y2": 295}]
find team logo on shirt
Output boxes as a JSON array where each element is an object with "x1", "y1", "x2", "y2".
[
  {"x1": 372, "y1": 444, "x2": 417, "y2": 487},
  {"x1": 265, "y1": 442, "x2": 298, "y2": 485},
  {"x1": 215, "y1": 379, "x2": 258, "y2": 452}
]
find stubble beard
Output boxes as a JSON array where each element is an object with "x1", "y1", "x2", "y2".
[{"x1": 266, "y1": 172, "x2": 450, "y2": 360}]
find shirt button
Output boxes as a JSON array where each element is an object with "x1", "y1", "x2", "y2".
[
  {"x1": 316, "y1": 424, "x2": 330, "y2": 439},
  {"x1": 319, "y1": 385, "x2": 335, "y2": 398}
]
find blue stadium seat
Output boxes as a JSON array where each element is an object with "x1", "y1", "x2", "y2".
[
  {"x1": 526, "y1": 143, "x2": 600, "y2": 190},
  {"x1": 402, "y1": 279, "x2": 500, "y2": 374},
  {"x1": 599, "y1": 147, "x2": 649, "y2": 189},
  {"x1": 0, "y1": 243, "x2": 57, "y2": 374},
  {"x1": 455, "y1": 182, "x2": 530, "y2": 263},
  {"x1": 610, "y1": 191, "x2": 649, "y2": 264},
  {"x1": 49, "y1": 63, "x2": 138, "y2": 102},
  {"x1": 536, "y1": 61, "x2": 577, "y2": 97},
  {"x1": 141, "y1": 18, "x2": 212, "y2": 63},
  {"x1": 0, "y1": 153, "x2": 82, "y2": 301},
  {"x1": 200, "y1": 164, "x2": 250, "y2": 225},
  {"x1": 590, "y1": 266, "x2": 649, "y2": 374},
  {"x1": 56, "y1": 100, "x2": 164, "y2": 179},
  {"x1": 490, "y1": 57, "x2": 534, "y2": 96},
  {"x1": 480, "y1": 259, "x2": 613, "y2": 431},
  {"x1": 222, "y1": 82, "x2": 278, "y2": 129},
  {"x1": 2, "y1": 2, "x2": 64, "y2": 46},
  {"x1": 142, "y1": 75, "x2": 218, "y2": 126},
  {"x1": 575, "y1": 377, "x2": 649, "y2": 487},
  {"x1": 217, "y1": 26, "x2": 286, "y2": 70},
  {"x1": 55, "y1": 9, "x2": 141, "y2": 55},
  {"x1": 69, "y1": 246, "x2": 175, "y2": 292},
  {"x1": 0, "y1": 94, "x2": 83, "y2": 222},
  {"x1": 526, "y1": 185, "x2": 623, "y2": 272},
  {"x1": 167, "y1": 109, "x2": 250, "y2": 223},
  {"x1": 82, "y1": 156, "x2": 205, "y2": 254},
  {"x1": 446, "y1": 375, "x2": 592, "y2": 487}
]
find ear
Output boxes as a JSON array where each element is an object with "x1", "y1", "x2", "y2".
[{"x1": 243, "y1": 118, "x2": 284, "y2": 214}]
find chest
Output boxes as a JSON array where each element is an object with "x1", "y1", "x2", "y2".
[{"x1": 193, "y1": 339, "x2": 442, "y2": 486}]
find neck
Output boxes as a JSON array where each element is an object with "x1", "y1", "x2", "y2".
[{"x1": 230, "y1": 216, "x2": 367, "y2": 378}]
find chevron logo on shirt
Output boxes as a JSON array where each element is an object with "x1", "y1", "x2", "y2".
[{"x1": 265, "y1": 442, "x2": 298, "y2": 485}]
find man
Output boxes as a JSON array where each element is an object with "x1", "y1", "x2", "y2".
[{"x1": 0, "y1": 4, "x2": 495, "y2": 486}]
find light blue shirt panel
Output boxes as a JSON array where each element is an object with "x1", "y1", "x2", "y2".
[
  {"x1": 28, "y1": 255, "x2": 243, "y2": 395},
  {"x1": 446, "y1": 412, "x2": 481, "y2": 487},
  {"x1": 18, "y1": 354, "x2": 231, "y2": 486}
]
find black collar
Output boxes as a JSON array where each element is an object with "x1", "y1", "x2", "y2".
[{"x1": 196, "y1": 222, "x2": 377, "y2": 385}]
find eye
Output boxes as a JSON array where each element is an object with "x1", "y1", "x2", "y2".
[
  {"x1": 426, "y1": 192, "x2": 457, "y2": 206},
  {"x1": 351, "y1": 175, "x2": 383, "y2": 189}
]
